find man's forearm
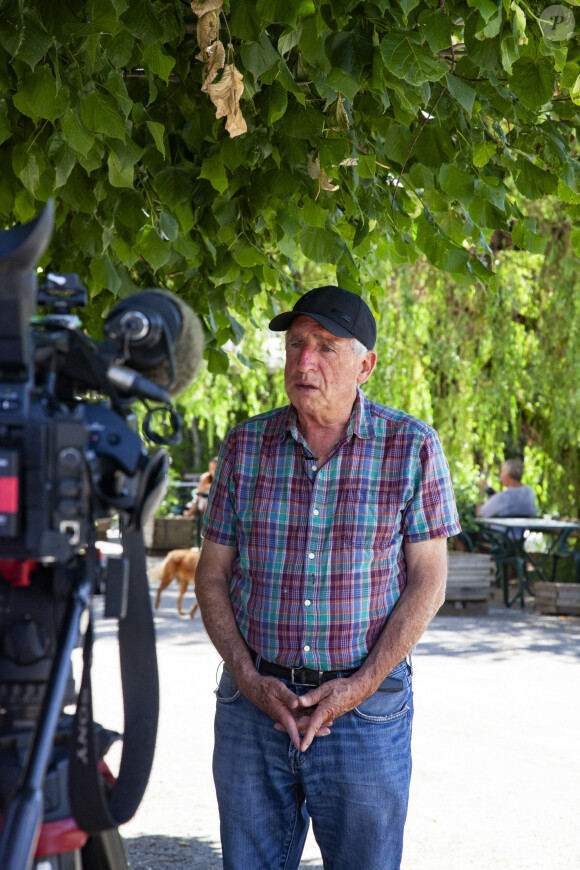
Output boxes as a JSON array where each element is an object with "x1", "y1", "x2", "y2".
[
  {"x1": 355, "y1": 572, "x2": 445, "y2": 693},
  {"x1": 194, "y1": 550, "x2": 256, "y2": 685}
]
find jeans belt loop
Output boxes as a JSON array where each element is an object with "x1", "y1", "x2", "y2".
[{"x1": 290, "y1": 666, "x2": 296, "y2": 683}]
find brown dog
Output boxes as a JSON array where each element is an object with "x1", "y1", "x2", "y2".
[{"x1": 153, "y1": 548, "x2": 201, "y2": 617}]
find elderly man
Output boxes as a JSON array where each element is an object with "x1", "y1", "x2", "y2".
[{"x1": 195, "y1": 286, "x2": 461, "y2": 870}]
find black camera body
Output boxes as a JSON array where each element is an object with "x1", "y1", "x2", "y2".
[
  {"x1": 0, "y1": 202, "x2": 195, "y2": 869},
  {"x1": 0, "y1": 397, "x2": 143, "y2": 564}
]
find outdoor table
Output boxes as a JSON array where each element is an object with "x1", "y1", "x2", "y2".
[{"x1": 475, "y1": 517, "x2": 580, "y2": 603}]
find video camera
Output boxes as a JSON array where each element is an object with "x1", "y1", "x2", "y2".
[{"x1": 0, "y1": 202, "x2": 203, "y2": 869}]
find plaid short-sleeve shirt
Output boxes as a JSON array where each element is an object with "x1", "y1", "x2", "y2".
[{"x1": 203, "y1": 390, "x2": 461, "y2": 670}]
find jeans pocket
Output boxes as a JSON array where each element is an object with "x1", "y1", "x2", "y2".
[
  {"x1": 353, "y1": 662, "x2": 412, "y2": 723},
  {"x1": 215, "y1": 667, "x2": 241, "y2": 703}
]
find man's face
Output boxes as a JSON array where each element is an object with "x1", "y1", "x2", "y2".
[{"x1": 284, "y1": 316, "x2": 376, "y2": 424}]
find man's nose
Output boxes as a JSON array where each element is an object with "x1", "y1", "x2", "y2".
[{"x1": 297, "y1": 346, "x2": 316, "y2": 370}]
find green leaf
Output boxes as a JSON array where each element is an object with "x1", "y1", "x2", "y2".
[
  {"x1": 137, "y1": 225, "x2": 171, "y2": 270},
  {"x1": 13, "y1": 66, "x2": 70, "y2": 123},
  {"x1": 380, "y1": 33, "x2": 447, "y2": 86},
  {"x1": 112, "y1": 234, "x2": 139, "y2": 268},
  {"x1": 121, "y1": 0, "x2": 163, "y2": 45},
  {"x1": 241, "y1": 33, "x2": 280, "y2": 79},
  {"x1": 90, "y1": 253, "x2": 122, "y2": 296},
  {"x1": 174, "y1": 234, "x2": 203, "y2": 263},
  {"x1": 48, "y1": 133, "x2": 77, "y2": 188},
  {"x1": 418, "y1": 11, "x2": 453, "y2": 54},
  {"x1": 357, "y1": 154, "x2": 376, "y2": 179},
  {"x1": 109, "y1": 137, "x2": 144, "y2": 169},
  {"x1": 199, "y1": 154, "x2": 229, "y2": 194},
  {"x1": 382, "y1": 123, "x2": 414, "y2": 165},
  {"x1": 300, "y1": 197, "x2": 327, "y2": 228},
  {"x1": 142, "y1": 42, "x2": 176, "y2": 83},
  {"x1": 207, "y1": 347, "x2": 230, "y2": 374},
  {"x1": 325, "y1": 31, "x2": 374, "y2": 79},
  {"x1": 472, "y1": 141, "x2": 496, "y2": 167},
  {"x1": 397, "y1": 0, "x2": 421, "y2": 17},
  {"x1": 159, "y1": 212, "x2": 179, "y2": 242},
  {"x1": 105, "y1": 27, "x2": 135, "y2": 68},
  {"x1": 467, "y1": 196, "x2": 505, "y2": 230},
  {"x1": 319, "y1": 137, "x2": 350, "y2": 167},
  {"x1": 467, "y1": 0, "x2": 497, "y2": 23},
  {"x1": 510, "y1": 57, "x2": 556, "y2": 111},
  {"x1": 106, "y1": 69, "x2": 133, "y2": 117},
  {"x1": 256, "y1": 0, "x2": 305, "y2": 27},
  {"x1": 326, "y1": 68, "x2": 360, "y2": 102},
  {"x1": 439, "y1": 163, "x2": 475, "y2": 204},
  {"x1": 445, "y1": 72, "x2": 476, "y2": 116},
  {"x1": 154, "y1": 167, "x2": 194, "y2": 207},
  {"x1": 267, "y1": 80, "x2": 288, "y2": 125},
  {"x1": 232, "y1": 237, "x2": 267, "y2": 267},
  {"x1": 14, "y1": 14, "x2": 53, "y2": 70},
  {"x1": 299, "y1": 226, "x2": 346, "y2": 264},
  {"x1": 515, "y1": 159, "x2": 558, "y2": 198},
  {"x1": 62, "y1": 110, "x2": 95, "y2": 157},
  {"x1": 108, "y1": 151, "x2": 134, "y2": 188},
  {"x1": 146, "y1": 120, "x2": 165, "y2": 156},
  {"x1": 0, "y1": 100, "x2": 11, "y2": 146},
  {"x1": 81, "y1": 90, "x2": 126, "y2": 141}
]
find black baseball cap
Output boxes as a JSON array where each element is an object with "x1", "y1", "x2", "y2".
[{"x1": 268, "y1": 285, "x2": 376, "y2": 350}]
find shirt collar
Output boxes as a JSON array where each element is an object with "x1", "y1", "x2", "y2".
[{"x1": 280, "y1": 388, "x2": 375, "y2": 444}]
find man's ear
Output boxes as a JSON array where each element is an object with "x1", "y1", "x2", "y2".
[{"x1": 357, "y1": 351, "x2": 377, "y2": 385}]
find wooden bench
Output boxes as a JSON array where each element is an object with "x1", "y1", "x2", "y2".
[{"x1": 440, "y1": 551, "x2": 496, "y2": 615}]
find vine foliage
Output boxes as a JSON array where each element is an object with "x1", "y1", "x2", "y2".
[{"x1": 0, "y1": 1, "x2": 580, "y2": 372}]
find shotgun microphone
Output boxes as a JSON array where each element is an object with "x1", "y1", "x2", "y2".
[{"x1": 103, "y1": 289, "x2": 204, "y2": 398}]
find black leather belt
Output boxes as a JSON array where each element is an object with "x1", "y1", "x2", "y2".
[{"x1": 248, "y1": 648, "x2": 358, "y2": 686}]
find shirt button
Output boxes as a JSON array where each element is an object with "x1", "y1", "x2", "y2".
[
  {"x1": 313, "y1": 508, "x2": 319, "y2": 516},
  {"x1": 303, "y1": 644, "x2": 311, "y2": 652},
  {"x1": 308, "y1": 552, "x2": 315, "y2": 559},
  {"x1": 311, "y1": 464, "x2": 317, "y2": 472},
  {"x1": 304, "y1": 599, "x2": 311, "y2": 606}
]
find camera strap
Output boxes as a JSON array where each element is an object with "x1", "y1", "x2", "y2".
[{"x1": 68, "y1": 529, "x2": 159, "y2": 833}]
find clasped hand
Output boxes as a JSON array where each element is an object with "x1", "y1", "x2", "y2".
[{"x1": 241, "y1": 671, "x2": 369, "y2": 752}]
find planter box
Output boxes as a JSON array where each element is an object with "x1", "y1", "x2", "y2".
[
  {"x1": 147, "y1": 516, "x2": 196, "y2": 552},
  {"x1": 440, "y1": 552, "x2": 495, "y2": 615},
  {"x1": 534, "y1": 582, "x2": 580, "y2": 616}
]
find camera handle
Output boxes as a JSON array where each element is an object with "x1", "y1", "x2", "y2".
[{"x1": 0, "y1": 571, "x2": 92, "y2": 870}]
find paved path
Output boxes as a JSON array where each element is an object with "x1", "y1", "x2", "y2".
[{"x1": 89, "y1": 562, "x2": 580, "y2": 869}]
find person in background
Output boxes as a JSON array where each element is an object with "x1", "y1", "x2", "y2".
[
  {"x1": 476, "y1": 458, "x2": 537, "y2": 520},
  {"x1": 194, "y1": 285, "x2": 461, "y2": 870},
  {"x1": 183, "y1": 457, "x2": 218, "y2": 517}
]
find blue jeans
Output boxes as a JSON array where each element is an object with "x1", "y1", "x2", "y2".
[{"x1": 212, "y1": 660, "x2": 413, "y2": 870}]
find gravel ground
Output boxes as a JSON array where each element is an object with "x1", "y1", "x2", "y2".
[{"x1": 88, "y1": 558, "x2": 580, "y2": 870}]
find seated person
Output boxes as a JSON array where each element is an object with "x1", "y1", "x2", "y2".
[
  {"x1": 476, "y1": 458, "x2": 537, "y2": 539},
  {"x1": 184, "y1": 457, "x2": 218, "y2": 517}
]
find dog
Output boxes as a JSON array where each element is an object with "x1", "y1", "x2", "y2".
[{"x1": 152, "y1": 548, "x2": 201, "y2": 617}]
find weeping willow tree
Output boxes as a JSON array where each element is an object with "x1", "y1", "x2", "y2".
[
  {"x1": 172, "y1": 235, "x2": 580, "y2": 519},
  {"x1": 363, "y1": 240, "x2": 580, "y2": 517}
]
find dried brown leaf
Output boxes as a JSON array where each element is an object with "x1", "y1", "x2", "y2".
[
  {"x1": 191, "y1": 0, "x2": 222, "y2": 16},
  {"x1": 201, "y1": 39, "x2": 226, "y2": 91},
  {"x1": 206, "y1": 64, "x2": 247, "y2": 138},
  {"x1": 307, "y1": 155, "x2": 339, "y2": 191},
  {"x1": 225, "y1": 106, "x2": 248, "y2": 138},
  {"x1": 197, "y1": 10, "x2": 218, "y2": 53}
]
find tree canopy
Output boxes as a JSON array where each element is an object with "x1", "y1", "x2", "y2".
[{"x1": 1, "y1": 0, "x2": 580, "y2": 372}]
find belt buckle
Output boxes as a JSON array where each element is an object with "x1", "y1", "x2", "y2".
[{"x1": 289, "y1": 666, "x2": 323, "y2": 686}]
